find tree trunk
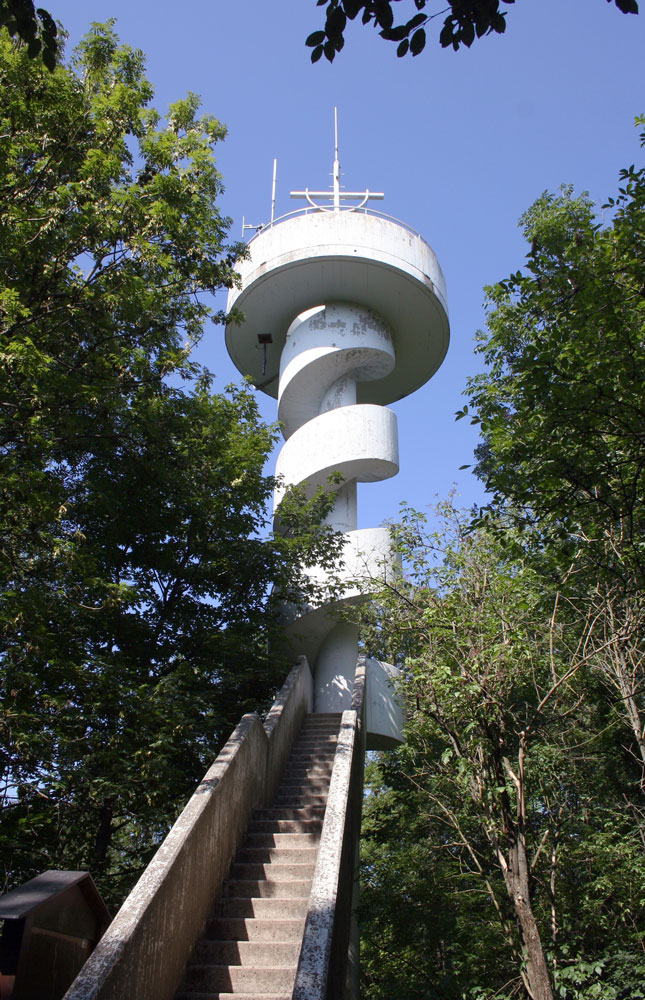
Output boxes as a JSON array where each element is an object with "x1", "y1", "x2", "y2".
[
  {"x1": 93, "y1": 803, "x2": 113, "y2": 872},
  {"x1": 501, "y1": 840, "x2": 554, "y2": 1000},
  {"x1": 613, "y1": 647, "x2": 645, "y2": 792}
]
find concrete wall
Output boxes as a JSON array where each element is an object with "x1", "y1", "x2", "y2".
[
  {"x1": 292, "y1": 656, "x2": 366, "y2": 1000},
  {"x1": 63, "y1": 659, "x2": 313, "y2": 1000},
  {"x1": 264, "y1": 655, "x2": 314, "y2": 802},
  {"x1": 365, "y1": 657, "x2": 406, "y2": 750}
]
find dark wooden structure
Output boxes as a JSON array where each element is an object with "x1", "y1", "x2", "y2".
[{"x1": 0, "y1": 870, "x2": 110, "y2": 1000}]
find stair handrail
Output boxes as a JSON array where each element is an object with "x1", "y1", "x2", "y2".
[
  {"x1": 63, "y1": 657, "x2": 313, "y2": 1000},
  {"x1": 292, "y1": 655, "x2": 366, "y2": 1000}
]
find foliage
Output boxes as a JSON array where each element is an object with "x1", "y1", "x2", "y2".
[
  {"x1": 464, "y1": 133, "x2": 645, "y2": 593},
  {"x1": 361, "y1": 756, "x2": 516, "y2": 999},
  {"x1": 0, "y1": 22, "x2": 339, "y2": 905},
  {"x1": 463, "y1": 121, "x2": 645, "y2": 802},
  {"x1": 306, "y1": 0, "x2": 638, "y2": 63},
  {"x1": 358, "y1": 504, "x2": 645, "y2": 1000},
  {"x1": 359, "y1": 129, "x2": 645, "y2": 999},
  {"x1": 0, "y1": 0, "x2": 57, "y2": 69}
]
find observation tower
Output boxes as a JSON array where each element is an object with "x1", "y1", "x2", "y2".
[{"x1": 225, "y1": 118, "x2": 449, "y2": 748}]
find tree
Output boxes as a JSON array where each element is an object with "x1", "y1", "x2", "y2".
[
  {"x1": 0, "y1": 22, "x2": 338, "y2": 904},
  {"x1": 306, "y1": 0, "x2": 638, "y2": 63},
  {"x1": 2, "y1": 0, "x2": 640, "y2": 73},
  {"x1": 357, "y1": 503, "x2": 645, "y2": 1000},
  {"x1": 465, "y1": 158, "x2": 645, "y2": 588},
  {"x1": 463, "y1": 123, "x2": 645, "y2": 807},
  {"x1": 356, "y1": 123, "x2": 645, "y2": 1000}
]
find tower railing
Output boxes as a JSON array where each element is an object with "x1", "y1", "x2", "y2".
[{"x1": 243, "y1": 204, "x2": 425, "y2": 242}]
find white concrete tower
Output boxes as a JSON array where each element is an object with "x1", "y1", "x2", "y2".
[{"x1": 226, "y1": 121, "x2": 449, "y2": 747}]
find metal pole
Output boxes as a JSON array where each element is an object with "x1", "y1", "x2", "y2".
[
  {"x1": 270, "y1": 158, "x2": 277, "y2": 225},
  {"x1": 333, "y1": 107, "x2": 340, "y2": 211}
]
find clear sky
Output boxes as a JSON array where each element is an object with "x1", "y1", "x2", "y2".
[{"x1": 53, "y1": 0, "x2": 645, "y2": 530}]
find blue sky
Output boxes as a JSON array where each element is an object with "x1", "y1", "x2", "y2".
[{"x1": 54, "y1": 0, "x2": 645, "y2": 530}]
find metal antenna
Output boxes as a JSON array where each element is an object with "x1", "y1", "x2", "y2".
[
  {"x1": 242, "y1": 158, "x2": 278, "y2": 237},
  {"x1": 270, "y1": 158, "x2": 277, "y2": 225},
  {"x1": 290, "y1": 108, "x2": 384, "y2": 211},
  {"x1": 333, "y1": 107, "x2": 340, "y2": 211},
  {"x1": 334, "y1": 106, "x2": 339, "y2": 161},
  {"x1": 242, "y1": 215, "x2": 263, "y2": 237}
]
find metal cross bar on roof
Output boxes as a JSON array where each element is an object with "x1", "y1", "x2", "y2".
[{"x1": 290, "y1": 107, "x2": 384, "y2": 212}]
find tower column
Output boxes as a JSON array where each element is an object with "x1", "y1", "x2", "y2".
[
  {"x1": 225, "y1": 189, "x2": 449, "y2": 747},
  {"x1": 275, "y1": 301, "x2": 397, "y2": 711}
]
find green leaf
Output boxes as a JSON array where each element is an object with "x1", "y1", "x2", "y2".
[
  {"x1": 405, "y1": 13, "x2": 427, "y2": 31},
  {"x1": 409, "y1": 27, "x2": 426, "y2": 55},
  {"x1": 380, "y1": 25, "x2": 408, "y2": 41}
]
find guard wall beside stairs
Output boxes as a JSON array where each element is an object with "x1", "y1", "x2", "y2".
[
  {"x1": 63, "y1": 657, "x2": 314, "y2": 1000},
  {"x1": 293, "y1": 656, "x2": 366, "y2": 1000}
]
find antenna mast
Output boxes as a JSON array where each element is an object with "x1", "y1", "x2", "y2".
[
  {"x1": 270, "y1": 158, "x2": 277, "y2": 225},
  {"x1": 333, "y1": 106, "x2": 340, "y2": 211},
  {"x1": 290, "y1": 109, "x2": 384, "y2": 212}
]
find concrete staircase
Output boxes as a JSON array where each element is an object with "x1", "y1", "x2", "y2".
[{"x1": 175, "y1": 712, "x2": 342, "y2": 1000}]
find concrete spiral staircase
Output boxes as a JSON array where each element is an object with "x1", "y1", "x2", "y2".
[{"x1": 176, "y1": 714, "x2": 341, "y2": 1000}]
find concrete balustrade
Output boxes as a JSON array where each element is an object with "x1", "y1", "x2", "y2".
[
  {"x1": 63, "y1": 658, "x2": 314, "y2": 1000},
  {"x1": 293, "y1": 656, "x2": 366, "y2": 1000}
]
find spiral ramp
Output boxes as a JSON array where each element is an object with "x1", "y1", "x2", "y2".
[{"x1": 226, "y1": 208, "x2": 449, "y2": 749}]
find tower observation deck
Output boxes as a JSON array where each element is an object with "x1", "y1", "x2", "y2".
[{"x1": 225, "y1": 128, "x2": 449, "y2": 748}]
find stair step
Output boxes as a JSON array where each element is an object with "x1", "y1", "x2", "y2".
[
  {"x1": 236, "y1": 847, "x2": 317, "y2": 864},
  {"x1": 272, "y1": 794, "x2": 328, "y2": 807},
  {"x1": 276, "y1": 790, "x2": 328, "y2": 802},
  {"x1": 230, "y1": 862, "x2": 316, "y2": 881},
  {"x1": 175, "y1": 712, "x2": 342, "y2": 1000},
  {"x1": 287, "y1": 754, "x2": 336, "y2": 764},
  {"x1": 206, "y1": 917, "x2": 305, "y2": 941},
  {"x1": 289, "y1": 740, "x2": 337, "y2": 749},
  {"x1": 243, "y1": 832, "x2": 319, "y2": 849},
  {"x1": 287, "y1": 752, "x2": 336, "y2": 763},
  {"x1": 284, "y1": 767, "x2": 332, "y2": 778},
  {"x1": 182, "y1": 965, "x2": 296, "y2": 993},
  {"x1": 247, "y1": 819, "x2": 322, "y2": 834},
  {"x1": 297, "y1": 731, "x2": 339, "y2": 739},
  {"x1": 301, "y1": 717, "x2": 340, "y2": 722},
  {"x1": 279, "y1": 773, "x2": 332, "y2": 785},
  {"x1": 295, "y1": 736, "x2": 338, "y2": 744},
  {"x1": 216, "y1": 897, "x2": 309, "y2": 919},
  {"x1": 272, "y1": 781, "x2": 329, "y2": 792},
  {"x1": 298, "y1": 726, "x2": 340, "y2": 734},
  {"x1": 291, "y1": 744, "x2": 337, "y2": 754},
  {"x1": 253, "y1": 806, "x2": 326, "y2": 821},
  {"x1": 223, "y1": 879, "x2": 311, "y2": 899},
  {"x1": 192, "y1": 939, "x2": 301, "y2": 967},
  {"x1": 177, "y1": 994, "x2": 291, "y2": 1000}
]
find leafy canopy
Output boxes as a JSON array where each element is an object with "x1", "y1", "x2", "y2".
[
  {"x1": 464, "y1": 120, "x2": 645, "y2": 594},
  {"x1": 307, "y1": 0, "x2": 638, "y2": 63},
  {"x1": 0, "y1": 21, "x2": 339, "y2": 904},
  {"x1": 358, "y1": 129, "x2": 645, "y2": 997},
  {"x1": 0, "y1": 0, "x2": 57, "y2": 69},
  {"x1": 358, "y1": 503, "x2": 645, "y2": 1000}
]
